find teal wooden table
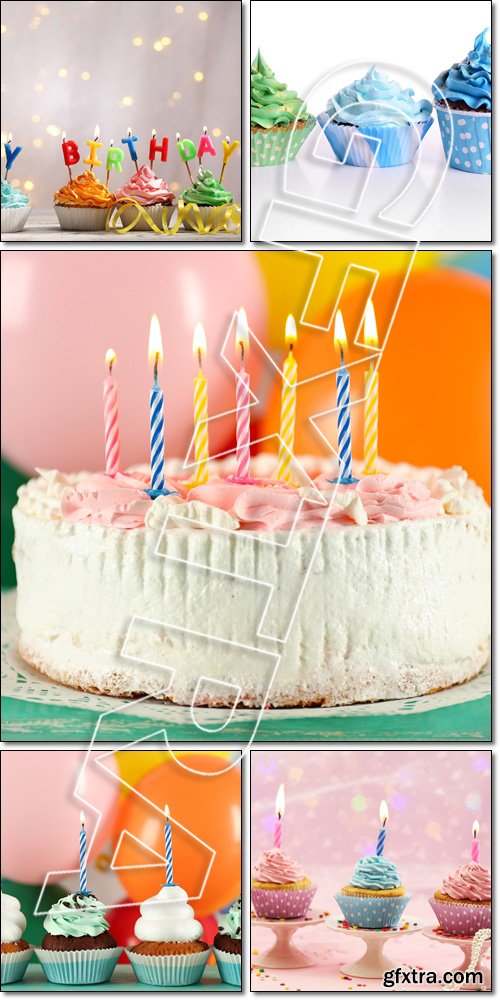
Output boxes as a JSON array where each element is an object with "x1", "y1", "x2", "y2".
[{"x1": 3, "y1": 964, "x2": 237, "y2": 991}]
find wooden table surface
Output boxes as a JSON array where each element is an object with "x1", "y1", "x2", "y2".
[{"x1": 1, "y1": 208, "x2": 241, "y2": 242}]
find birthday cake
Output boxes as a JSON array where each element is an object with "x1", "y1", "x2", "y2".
[{"x1": 12, "y1": 454, "x2": 490, "y2": 708}]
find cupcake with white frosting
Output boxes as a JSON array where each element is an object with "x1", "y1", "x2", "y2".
[
  {"x1": 126, "y1": 885, "x2": 210, "y2": 986},
  {"x1": 213, "y1": 898, "x2": 241, "y2": 986},
  {"x1": 1, "y1": 890, "x2": 33, "y2": 984},
  {"x1": 35, "y1": 891, "x2": 121, "y2": 985}
]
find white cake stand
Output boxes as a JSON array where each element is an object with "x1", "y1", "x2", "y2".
[
  {"x1": 326, "y1": 915, "x2": 429, "y2": 979},
  {"x1": 251, "y1": 908, "x2": 327, "y2": 968},
  {"x1": 422, "y1": 926, "x2": 491, "y2": 990}
]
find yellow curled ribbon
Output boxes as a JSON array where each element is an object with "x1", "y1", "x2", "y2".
[
  {"x1": 105, "y1": 198, "x2": 241, "y2": 235},
  {"x1": 177, "y1": 200, "x2": 242, "y2": 234},
  {"x1": 105, "y1": 198, "x2": 183, "y2": 235}
]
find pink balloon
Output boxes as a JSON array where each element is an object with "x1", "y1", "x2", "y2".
[
  {"x1": 1, "y1": 750, "x2": 120, "y2": 884},
  {"x1": 1, "y1": 251, "x2": 267, "y2": 475}
]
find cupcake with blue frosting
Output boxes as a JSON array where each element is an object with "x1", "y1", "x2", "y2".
[
  {"x1": 317, "y1": 66, "x2": 433, "y2": 167},
  {"x1": 335, "y1": 855, "x2": 411, "y2": 929},
  {"x1": 213, "y1": 898, "x2": 241, "y2": 986},
  {"x1": 433, "y1": 29, "x2": 491, "y2": 174},
  {"x1": 1, "y1": 179, "x2": 31, "y2": 234},
  {"x1": 35, "y1": 891, "x2": 121, "y2": 985}
]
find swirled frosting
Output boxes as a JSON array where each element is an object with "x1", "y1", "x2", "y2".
[
  {"x1": 1, "y1": 891, "x2": 27, "y2": 944},
  {"x1": 252, "y1": 848, "x2": 307, "y2": 885},
  {"x1": 251, "y1": 50, "x2": 310, "y2": 129},
  {"x1": 326, "y1": 66, "x2": 433, "y2": 126},
  {"x1": 1, "y1": 178, "x2": 30, "y2": 208},
  {"x1": 134, "y1": 885, "x2": 203, "y2": 943},
  {"x1": 54, "y1": 170, "x2": 115, "y2": 208},
  {"x1": 181, "y1": 166, "x2": 233, "y2": 206},
  {"x1": 349, "y1": 855, "x2": 402, "y2": 891},
  {"x1": 433, "y1": 29, "x2": 491, "y2": 111},
  {"x1": 218, "y1": 898, "x2": 241, "y2": 939},
  {"x1": 440, "y1": 863, "x2": 491, "y2": 902},
  {"x1": 114, "y1": 164, "x2": 175, "y2": 205},
  {"x1": 43, "y1": 892, "x2": 110, "y2": 938}
]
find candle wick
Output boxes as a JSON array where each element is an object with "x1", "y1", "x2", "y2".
[
  {"x1": 153, "y1": 352, "x2": 159, "y2": 382},
  {"x1": 340, "y1": 347, "x2": 345, "y2": 367},
  {"x1": 198, "y1": 348, "x2": 203, "y2": 370},
  {"x1": 240, "y1": 342, "x2": 245, "y2": 365}
]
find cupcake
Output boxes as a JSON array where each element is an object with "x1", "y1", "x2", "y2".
[
  {"x1": 251, "y1": 848, "x2": 316, "y2": 919},
  {"x1": 1, "y1": 179, "x2": 31, "y2": 234},
  {"x1": 1, "y1": 890, "x2": 33, "y2": 985},
  {"x1": 113, "y1": 164, "x2": 176, "y2": 231},
  {"x1": 317, "y1": 66, "x2": 433, "y2": 167},
  {"x1": 335, "y1": 855, "x2": 411, "y2": 929},
  {"x1": 180, "y1": 165, "x2": 236, "y2": 231},
  {"x1": 54, "y1": 170, "x2": 115, "y2": 231},
  {"x1": 35, "y1": 891, "x2": 121, "y2": 985},
  {"x1": 433, "y1": 29, "x2": 491, "y2": 174},
  {"x1": 126, "y1": 884, "x2": 210, "y2": 986},
  {"x1": 213, "y1": 898, "x2": 241, "y2": 986},
  {"x1": 251, "y1": 50, "x2": 316, "y2": 166},
  {"x1": 429, "y1": 862, "x2": 491, "y2": 936}
]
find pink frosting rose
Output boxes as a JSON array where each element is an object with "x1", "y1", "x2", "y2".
[
  {"x1": 441, "y1": 863, "x2": 491, "y2": 902},
  {"x1": 60, "y1": 471, "x2": 182, "y2": 529},
  {"x1": 114, "y1": 164, "x2": 175, "y2": 205},
  {"x1": 252, "y1": 848, "x2": 307, "y2": 885},
  {"x1": 315, "y1": 473, "x2": 444, "y2": 523}
]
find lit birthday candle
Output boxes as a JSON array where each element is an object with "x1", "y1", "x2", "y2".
[
  {"x1": 84, "y1": 125, "x2": 102, "y2": 170},
  {"x1": 148, "y1": 314, "x2": 165, "y2": 494},
  {"x1": 149, "y1": 129, "x2": 169, "y2": 170},
  {"x1": 176, "y1": 131, "x2": 196, "y2": 185},
  {"x1": 192, "y1": 323, "x2": 209, "y2": 484},
  {"x1": 61, "y1": 131, "x2": 80, "y2": 180},
  {"x1": 197, "y1": 126, "x2": 216, "y2": 164},
  {"x1": 274, "y1": 784, "x2": 285, "y2": 850},
  {"x1": 472, "y1": 821, "x2": 480, "y2": 863},
  {"x1": 235, "y1": 307, "x2": 251, "y2": 480},
  {"x1": 363, "y1": 300, "x2": 379, "y2": 475},
  {"x1": 332, "y1": 311, "x2": 357, "y2": 484},
  {"x1": 103, "y1": 349, "x2": 120, "y2": 475},
  {"x1": 376, "y1": 800, "x2": 389, "y2": 856},
  {"x1": 220, "y1": 136, "x2": 239, "y2": 184},
  {"x1": 164, "y1": 805, "x2": 174, "y2": 885},
  {"x1": 106, "y1": 140, "x2": 124, "y2": 186},
  {"x1": 122, "y1": 127, "x2": 139, "y2": 169},
  {"x1": 277, "y1": 315, "x2": 298, "y2": 483},
  {"x1": 79, "y1": 811, "x2": 88, "y2": 894},
  {"x1": 4, "y1": 133, "x2": 22, "y2": 181}
]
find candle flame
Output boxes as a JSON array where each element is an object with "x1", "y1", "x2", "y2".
[
  {"x1": 62, "y1": 131, "x2": 66, "y2": 143},
  {"x1": 152, "y1": 128, "x2": 156, "y2": 138},
  {"x1": 364, "y1": 300, "x2": 378, "y2": 348},
  {"x1": 379, "y1": 800, "x2": 389, "y2": 826},
  {"x1": 225, "y1": 135, "x2": 230, "y2": 143},
  {"x1": 236, "y1": 307, "x2": 249, "y2": 355},
  {"x1": 109, "y1": 139, "x2": 114, "y2": 148},
  {"x1": 472, "y1": 820, "x2": 479, "y2": 838},
  {"x1": 176, "y1": 131, "x2": 181, "y2": 141},
  {"x1": 193, "y1": 322, "x2": 207, "y2": 360},
  {"x1": 80, "y1": 811, "x2": 85, "y2": 826},
  {"x1": 94, "y1": 125, "x2": 100, "y2": 141},
  {"x1": 148, "y1": 314, "x2": 163, "y2": 363},
  {"x1": 334, "y1": 310, "x2": 348, "y2": 353},
  {"x1": 127, "y1": 127, "x2": 132, "y2": 137},
  {"x1": 275, "y1": 783, "x2": 285, "y2": 818},
  {"x1": 203, "y1": 125, "x2": 208, "y2": 135},
  {"x1": 164, "y1": 804, "x2": 170, "y2": 819},
  {"x1": 285, "y1": 314, "x2": 297, "y2": 347},
  {"x1": 7, "y1": 132, "x2": 12, "y2": 143},
  {"x1": 105, "y1": 348, "x2": 116, "y2": 367}
]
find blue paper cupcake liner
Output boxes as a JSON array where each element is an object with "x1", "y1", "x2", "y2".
[
  {"x1": 1, "y1": 947, "x2": 33, "y2": 984},
  {"x1": 214, "y1": 947, "x2": 241, "y2": 986},
  {"x1": 317, "y1": 113, "x2": 433, "y2": 167},
  {"x1": 125, "y1": 946, "x2": 210, "y2": 987},
  {"x1": 434, "y1": 105, "x2": 491, "y2": 174},
  {"x1": 335, "y1": 892, "x2": 411, "y2": 929},
  {"x1": 35, "y1": 946, "x2": 121, "y2": 985}
]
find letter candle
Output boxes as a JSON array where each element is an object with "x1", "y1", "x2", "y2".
[
  {"x1": 376, "y1": 800, "x2": 389, "y2": 856},
  {"x1": 235, "y1": 307, "x2": 251, "y2": 480},
  {"x1": 61, "y1": 131, "x2": 79, "y2": 181},
  {"x1": 84, "y1": 125, "x2": 102, "y2": 170},
  {"x1": 472, "y1": 821, "x2": 480, "y2": 862},
  {"x1": 197, "y1": 126, "x2": 216, "y2": 163},
  {"x1": 332, "y1": 311, "x2": 358, "y2": 484},
  {"x1": 164, "y1": 805, "x2": 174, "y2": 885},
  {"x1": 4, "y1": 133, "x2": 22, "y2": 180},
  {"x1": 176, "y1": 132, "x2": 195, "y2": 184},
  {"x1": 79, "y1": 811, "x2": 88, "y2": 894},
  {"x1": 277, "y1": 314, "x2": 298, "y2": 483},
  {"x1": 192, "y1": 323, "x2": 209, "y2": 484},
  {"x1": 103, "y1": 349, "x2": 120, "y2": 475},
  {"x1": 148, "y1": 314, "x2": 165, "y2": 493},
  {"x1": 122, "y1": 127, "x2": 139, "y2": 169},
  {"x1": 149, "y1": 129, "x2": 169, "y2": 169},
  {"x1": 106, "y1": 140, "x2": 124, "y2": 185},
  {"x1": 274, "y1": 784, "x2": 285, "y2": 850},
  {"x1": 220, "y1": 136, "x2": 239, "y2": 184},
  {"x1": 363, "y1": 300, "x2": 379, "y2": 475}
]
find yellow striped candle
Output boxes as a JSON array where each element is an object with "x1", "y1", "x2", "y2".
[
  {"x1": 363, "y1": 300, "x2": 379, "y2": 476},
  {"x1": 192, "y1": 323, "x2": 209, "y2": 483},
  {"x1": 277, "y1": 314, "x2": 298, "y2": 482}
]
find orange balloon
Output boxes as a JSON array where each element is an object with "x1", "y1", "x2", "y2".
[
  {"x1": 113, "y1": 754, "x2": 240, "y2": 916},
  {"x1": 257, "y1": 267, "x2": 491, "y2": 502}
]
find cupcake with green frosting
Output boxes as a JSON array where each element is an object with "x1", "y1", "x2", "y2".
[
  {"x1": 213, "y1": 898, "x2": 241, "y2": 986},
  {"x1": 1, "y1": 179, "x2": 31, "y2": 234},
  {"x1": 251, "y1": 50, "x2": 316, "y2": 166},
  {"x1": 35, "y1": 891, "x2": 121, "y2": 985},
  {"x1": 181, "y1": 165, "x2": 237, "y2": 231}
]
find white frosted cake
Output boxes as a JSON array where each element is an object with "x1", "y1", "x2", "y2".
[{"x1": 12, "y1": 456, "x2": 490, "y2": 708}]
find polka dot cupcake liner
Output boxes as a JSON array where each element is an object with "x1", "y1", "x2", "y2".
[
  {"x1": 335, "y1": 892, "x2": 411, "y2": 929},
  {"x1": 317, "y1": 114, "x2": 433, "y2": 167},
  {"x1": 251, "y1": 116, "x2": 316, "y2": 167},
  {"x1": 434, "y1": 105, "x2": 491, "y2": 174},
  {"x1": 251, "y1": 884, "x2": 317, "y2": 919},
  {"x1": 429, "y1": 898, "x2": 491, "y2": 936}
]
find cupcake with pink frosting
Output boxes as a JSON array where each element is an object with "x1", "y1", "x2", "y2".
[
  {"x1": 430, "y1": 862, "x2": 491, "y2": 936},
  {"x1": 114, "y1": 164, "x2": 175, "y2": 231},
  {"x1": 251, "y1": 849, "x2": 316, "y2": 920}
]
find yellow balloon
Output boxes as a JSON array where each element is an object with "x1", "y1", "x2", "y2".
[{"x1": 114, "y1": 751, "x2": 230, "y2": 796}]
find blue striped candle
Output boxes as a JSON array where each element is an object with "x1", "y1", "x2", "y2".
[
  {"x1": 149, "y1": 314, "x2": 165, "y2": 492},
  {"x1": 164, "y1": 805, "x2": 174, "y2": 885},
  {"x1": 376, "y1": 800, "x2": 388, "y2": 856},
  {"x1": 79, "y1": 812, "x2": 88, "y2": 894},
  {"x1": 332, "y1": 311, "x2": 358, "y2": 485}
]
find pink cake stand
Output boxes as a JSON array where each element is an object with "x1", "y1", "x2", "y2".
[
  {"x1": 251, "y1": 908, "x2": 327, "y2": 968},
  {"x1": 326, "y1": 915, "x2": 429, "y2": 979},
  {"x1": 422, "y1": 926, "x2": 491, "y2": 990}
]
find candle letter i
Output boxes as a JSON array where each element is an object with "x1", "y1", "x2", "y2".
[
  {"x1": 472, "y1": 821, "x2": 480, "y2": 862},
  {"x1": 103, "y1": 349, "x2": 120, "y2": 475},
  {"x1": 79, "y1": 811, "x2": 88, "y2": 894},
  {"x1": 192, "y1": 323, "x2": 209, "y2": 484},
  {"x1": 332, "y1": 311, "x2": 358, "y2": 485},
  {"x1": 376, "y1": 800, "x2": 388, "y2": 856},
  {"x1": 235, "y1": 307, "x2": 251, "y2": 481},
  {"x1": 363, "y1": 299, "x2": 379, "y2": 475},
  {"x1": 274, "y1": 784, "x2": 285, "y2": 849},
  {"x1": 148, "y1": 314, "x2": 165, "y2": 494},
  {"x1": 164, "y1": 805, "x2": 174, "y2": 885},
  {"x1": 277, "y1": 315, "x2": 298, "y2": 483}
]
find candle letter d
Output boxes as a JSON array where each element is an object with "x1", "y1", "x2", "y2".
[{"x1": 177, "y1": 138, "x2": 197, "y2": 162}]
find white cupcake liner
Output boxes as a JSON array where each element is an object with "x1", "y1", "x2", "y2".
[
  {"x1": 125, "y1": 946, "x2": 211, "y2": 986},
  {"x1": 118, "y1": 202, "x2": 175, "y2": 231},
  {"x1": 1, "y1": 205, "x2": 31, "y2": 233},
  {"x1": 317, "y1": 113, "x2": 433, "y2": 167},
  {"x1": 35, "y1": 946, "x2": 121, "y2": 985},
  {"x1": 434, "y1": 104, "x2": 491, "y2": 174},
  {"x1": 54, "y1": 204, "x2": 111, "y2": 231},
  {"x1": 1, "y1": 946, "x2": 33, "y2": 984},
  {"x1": 251, "y1": 116, "x2": 316, "y2": 166},
  {"x1": 181, "y1": 202, "x2": 239, "y2": 232},
  {"x1": 213, "y1": 947, "x2": 241, "y2": 986}
]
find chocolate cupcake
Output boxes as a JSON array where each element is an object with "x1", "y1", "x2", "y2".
[
  {"x1": 214, "y1": 898, "x2": 241, "y2": 986},
  {"x1": 35, "y1": 891, "x2": 121, "y2": 985}
]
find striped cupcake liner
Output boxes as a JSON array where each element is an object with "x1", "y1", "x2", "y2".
[
  {"x1": 251, "y1": 116, "x2": 316, "y2": 167},
  {"x1": 434, "y1": 105, "x2": 491, "y2": 174},
  {"x1": 35, "y1": 946, "x2": 121, "y2": 985},
  {"x1": 1, "y1": 947, "x2": 33, "y2": 984},
  {"x1": 317, "y1": 113, "x2": 433, "y2": 167},
  {"x1": 213, "y1": 948, "x2": 241, "y2": 986},
  {"x1": 251, "y1": 884, "x2": 317, "y2": 919},
  {"x1": 429, "y1": 898, "x2": 491, "y2": 936},
  {"x1": 335, "y1": 892, "x2": 411, "y2": 929},
  {"x1": 1, "y1": 205, "x2": 31, "y2": 234},
  {"x1": 54, "y1": 205, "x2": 110, "y2": 231},
  {"x1": 125, "y1": 946, "x2": 210, "y2": 987}
]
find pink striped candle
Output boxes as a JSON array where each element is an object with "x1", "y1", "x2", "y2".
[
  {"x1": 274, "y1": 784, "x2": 285, "y2": 850},
  {"x1": 235, "y1": 307, "x2": 251, "y2": 479},
  {"x1": 472, "y1": 821, "x2": 480, "y2": 862},
  {"x1": 103, "y1": 349, "x2": 120, "y2": 475}
]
